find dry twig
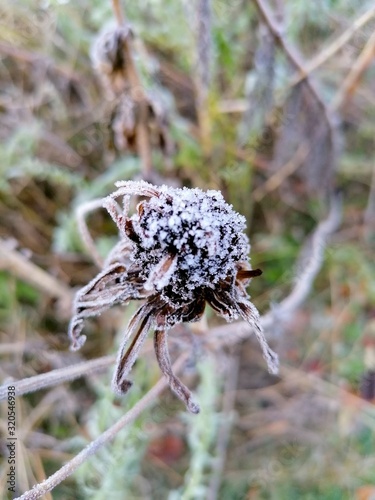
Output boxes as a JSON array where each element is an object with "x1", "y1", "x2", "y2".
[
  {"x1": 0, "y1": 355, "x2": 115, "y2": 400},
  {"x1": 252, "y1": 143, "x2": 309, "y2": 201}
]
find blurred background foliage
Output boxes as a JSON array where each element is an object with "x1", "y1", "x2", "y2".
[{"x1": 0, "y1": 0, "x2": 375, "y2": 498}]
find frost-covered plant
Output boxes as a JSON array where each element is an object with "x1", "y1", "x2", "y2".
[{"x1": 69, "y1": 180, "x2": 278, "y2": 413}]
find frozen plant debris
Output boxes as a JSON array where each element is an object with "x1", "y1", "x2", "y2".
[
  {"x1": 69, "y1": 181, "x2": 278, "y2": 413},
  {"x1": 91, "y1": 24, "x2": 133, "y2": 96},
  {"x1": 91, "y1": 24, "x2": 174, "y2": 158}
]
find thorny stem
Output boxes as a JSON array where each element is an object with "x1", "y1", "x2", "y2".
[
  {"x1": 110, "y1": 0, "x2": 153, "y2": 178},
  {"x1": 15, "y1": 354, "x2": 188, "y2": 500},
  {"x1": 0, "y1": 355, "x2": 115, "y2": 400}
]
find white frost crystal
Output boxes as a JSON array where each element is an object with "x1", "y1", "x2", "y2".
[{"x1": 129, "y1": 185, "x2": 250, "y2": 304}]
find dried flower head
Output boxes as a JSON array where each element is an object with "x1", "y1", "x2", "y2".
[
  {"x1": 91, "y1": 25, "x2": 132, "y2": 96},
  {"x1": 91, "y1": 25, "x2": 174, "y2": 158},
  {"x1": 69, "y1": 181, "x2": 278, "y2": 413}
]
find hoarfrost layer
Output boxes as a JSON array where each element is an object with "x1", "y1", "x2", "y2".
[{"x1": 130, "y1": 185, "x2": 250, "y2": 303}]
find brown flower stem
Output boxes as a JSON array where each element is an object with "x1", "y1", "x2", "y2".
[
  {"x1": 110, "y1": 0, "x2": 153, "y2": 179},
  {"x1": 111, "y1": 0, "x2": 124, "y2": 25},
  {"x1": 15, "y1": 354, "x2": 188, "y2": 500}
]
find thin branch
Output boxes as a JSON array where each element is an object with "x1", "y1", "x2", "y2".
[
  {"x1": 0, "y1": 239, "x2": 72, "y2": 305},
  {"x1": 0, "y1": 355, "x2": 115, "y2": 401},
  {"x1": 15, "y1": 354, "x2": 188, "y2": 500},
  {"x1": 0, "y1": 341, "x2": 45, "y2": 355}
]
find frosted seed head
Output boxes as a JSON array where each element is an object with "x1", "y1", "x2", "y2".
[{"x1": 128, "y1": 185, "x2": 250, "y2": 304}]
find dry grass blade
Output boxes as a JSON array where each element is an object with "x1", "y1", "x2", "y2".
[{"x1": 207, "y1": 355, "x2": 239, "y2": 500}]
